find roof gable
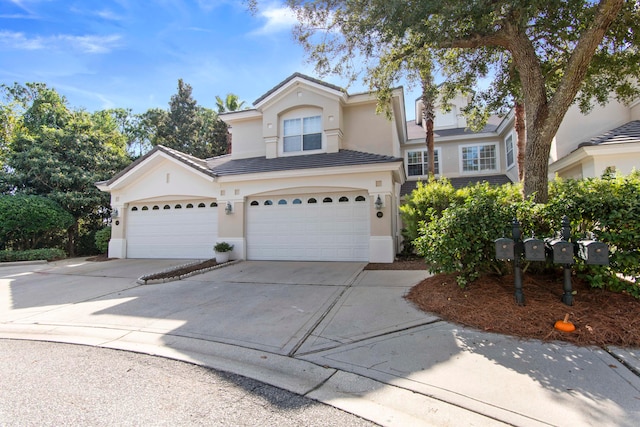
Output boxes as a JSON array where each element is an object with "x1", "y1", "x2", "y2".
[
  {"x1": 253, "y1": 72, "x2": 347, "y2": 108},
  {"x1": 99, "y1": 145, "x2": 216, "y2": 190}
]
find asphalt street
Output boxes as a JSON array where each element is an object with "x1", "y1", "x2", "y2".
[{"x1": 0, "y1": 339, "x2": 376, "y2": 426}]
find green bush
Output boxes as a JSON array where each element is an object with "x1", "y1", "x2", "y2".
[
  {"x1": 414, "y1": 182, "x2": 525, "y2": 287},
  {"x1": 405, "y1": 173, "x2": 640, "y2": 296},
  {"x1": 0, "y1": 195, "x2": 73, "y2": 251},
  {"x1": 0, "y1": 248, "x2": 67, "y2": 262},
  {"x1": 400, "y1": 177, "x2": 462, "y2": 253},
  {"x1": 94, "y1": 227, "x2": 111, "y2": 253}
]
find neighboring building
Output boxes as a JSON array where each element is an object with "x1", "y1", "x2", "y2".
[
  {"x1": 97, "y1": 73, "x2": 640, "y2": 262},
  {"x1": 548, "y1": 98, "x2": 640, "y2": 179}
]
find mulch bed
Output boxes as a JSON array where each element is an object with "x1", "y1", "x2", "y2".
[
  {"x1": 406, "y1": 271, "x2": 640, "y2": 348},
  {"x1": 140, "y1": 258, "x2": 220, "y2": 280}
]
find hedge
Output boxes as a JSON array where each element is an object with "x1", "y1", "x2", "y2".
[{"x1": 0, "y1": 248, "x2": 67, "y2": 262}]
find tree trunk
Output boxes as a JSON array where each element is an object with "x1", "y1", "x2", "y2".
[
  {"x1": 426, "y1": 116, "x2": 435, "y2": 175},
  {"x1": 514, "y1": 102, "x2": 526, "y2": 181},
  {"x1": 67, "y1": 220, "x2": 78, "y2": 258}
]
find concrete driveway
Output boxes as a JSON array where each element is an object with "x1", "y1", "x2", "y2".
[{"x1": 2, "y1": 259, "x2": 640, "y2": 427}]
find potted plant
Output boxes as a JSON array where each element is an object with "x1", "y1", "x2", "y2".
[{"x1": 213, "y1": 242, "x2": 234, "y2": 263}]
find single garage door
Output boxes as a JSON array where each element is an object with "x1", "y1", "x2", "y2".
[
  {"x1": 126, "y1": 200, "x2": 218, "y2": 259},
  {"x1": 246, "y1": 192, "x2": 370, "y2": 261}
]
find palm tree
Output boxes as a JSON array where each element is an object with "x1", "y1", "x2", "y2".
[{"x1": 215, "y1": 93, "x2": 247, "y2": 113}]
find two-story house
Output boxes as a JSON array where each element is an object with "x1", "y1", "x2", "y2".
[
  {"x1": 97, "y1": 73, "x2": 640, "y2": 262},
  {"x1": 98, "y1": 73, "x2": 407, "y2": 263}
]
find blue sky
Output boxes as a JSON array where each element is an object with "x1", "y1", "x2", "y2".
[{"x1": 0, "y1": 0, "x2": 420, "y2": 118}]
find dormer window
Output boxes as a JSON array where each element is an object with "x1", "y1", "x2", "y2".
[{"x1": 283, "y1": 115, "x2": 322, "y2": 153}]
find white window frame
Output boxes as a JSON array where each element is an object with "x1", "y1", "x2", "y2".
[
  {"x1": 280, "y1": 109, "x2": 324, "y2": 156},
  {"x1": 406, "y1": 147, "x2": 442, "y2": 177},
  {"x1": 459, "y1": 143, "x2": 498, "y2": 174},
  {"x1": 505, "y1": 132, "x2": 515, "y2": 169}
]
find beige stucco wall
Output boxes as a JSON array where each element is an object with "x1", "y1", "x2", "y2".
[
  {"x1": 342, "y1": 102, "x2": 397, "y2": 156},
  {"x1": 552, "y1": 99, "x2": 632, "y2": 161},
  {"x1": 228, "y1": 117, "x2": 264, "y2": 160}
]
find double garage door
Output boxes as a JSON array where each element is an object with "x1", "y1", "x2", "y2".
[
  {"x1": 126, "y1": 200, "x2": 218, "y2": 259},
  {"x1": 246, "y1": 191, "x2": 370, "y2": 262}
]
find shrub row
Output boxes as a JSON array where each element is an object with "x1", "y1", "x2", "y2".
[
  {"x1": 0, "y1": 248, "x2": 67, "y2": 263},
  {"x1": 402, "y1": 172, "x2": 640, "y2": 297}
]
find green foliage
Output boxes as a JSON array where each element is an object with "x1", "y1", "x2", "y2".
[
  {"x1": 95, "y1": 227, "x2": 111, "y2": 253},
  {"x1": 1, "y1": 83, "x2": 130, "y2": 256},
  {"x1": 154, "y1": 79, "x2": 229, "y2": 158},
  {"x1": 406, "y1": 174, "x2": 640, "y2": 296},
  {"x1": 400, "y1": 177, "x2": 461, "y2": 252},
  {"x1": 413, "y1": 182, "x2": 524, "y2": 287},
  {"x1": 0, "y1": 248, "x2": 66, "y2": 262},
  {"x1": 215, "y1": 93, "x2": 247, "y2": 113},
  {"x1": 0, "y1": 195, "x2": 74, "y2": 251},
  {"x1": 214, "y1": 242, "x2": 234, "y2": 252}
]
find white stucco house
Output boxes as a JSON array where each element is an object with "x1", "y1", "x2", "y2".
[{"x1": 97, "y1": 73, "x2": 640, "y2": 262}]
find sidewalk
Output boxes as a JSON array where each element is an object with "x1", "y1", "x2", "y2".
[{"x1": 1, "y1": 259, "x2": 639, "y2": 426}]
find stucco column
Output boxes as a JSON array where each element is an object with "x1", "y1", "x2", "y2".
[
  {"x1": 217, "y1": 200, "x2": 246, "y2": 261},
  {"x1": 108, "y1": 202, "x2": 127, "y2": 258},
  {"x1": 369, "y1": 193, "x2": 395, "y2": 263}
]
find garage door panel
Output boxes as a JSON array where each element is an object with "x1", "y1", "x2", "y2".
[
  {"x1": 247, "y1": 192, "x2": 369, "y2": 262},
  {"x1": 126, "y1": 201, "x2": 218, "y2": 259}
]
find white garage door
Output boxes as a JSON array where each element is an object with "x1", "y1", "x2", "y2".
[
  {"x1": 246, "y1": 192, "x2": 370, "y2": 262},
  {"x1": 126, "y1": 200, "x2": 218, "y2": 259}
]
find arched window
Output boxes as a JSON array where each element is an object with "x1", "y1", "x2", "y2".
[
  {"x1": 131, "y1": 207, "x2": 138, "y2": 211},
  {"x1": 323, "y1": 197, "x2": 333, "y2": 203},
  {"x1": 339, "y1": 196, "x2": 349, "y2": 202},
  {"x1": 198, "y1": 203, "x2": 206, "y2": 208},
  {"x1": 292, "y1": 199, "x2": 302, "y2": 205},
  {"x1": 174, "y1": 204, "x2": 182, "y2": 209},
  {"x1": 307, "y1": 198, "x2": 317, "y2": 204},
  {"x1": 264, "y1": 200, "x2": 273, "y2": 206},
  {"x1": 163, "y1": 205, "x2": 170, "y2": 210},
  {"x1": 152, "y1": 205, "x2": 160, "y2": 210},
  {"x1": 278, "y1": 199, "x2": 287, "y2": 205},
  {"x1": 250, "y1": 201, "x2": 259, "y2": 206},
  {"x1": 211, "y1": 202, "x2": 218, "y2": 207},
  {"x1": 355, "y1": 196, "x2": 366, "y2": 202},
  {"x1": 142, "y1": 206, "x2": 149, "y2": 211},
  {"x1": 186, "y1": 203, "x2": 194, "y2": 208}
]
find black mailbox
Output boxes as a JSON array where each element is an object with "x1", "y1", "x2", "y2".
[
  {"x1": 545, "y1": 238, "x2": 574, "y2": 264},
  {"x1": 577, "y1": 239, "x2": 609, "y2": 265},
  {"x1": 523, "y1": 238, "x2": 545, "y2": 261},
  {"x1": 495, "y1": 238, "x2": 515, "y2": 260}
]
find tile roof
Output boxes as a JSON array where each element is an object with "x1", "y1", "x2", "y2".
[
  {"x1": 209, "y1": 150, "x2": 402, "y2": 176},
  {"x1": 401, "y1": 175, "x2": 514, "y2": 196},
  {"x1": 578, "y1": 120, "x2": 640, "y2": 148}
]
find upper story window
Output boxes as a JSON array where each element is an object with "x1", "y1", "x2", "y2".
[
  {"x1": 505, "y1": 134, "x2": 515, "y2": 169},
  {"x1": 461, "y1": 143, "x2": 497, "y2": 173},
  {"x1": 283, "y1": 115, "x2": 322, "y2": 153},
  {"x1": 407, "y1": 148, "x2": 441, "y2": 177}
]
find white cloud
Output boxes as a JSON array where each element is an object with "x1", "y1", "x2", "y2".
[
  {"x1": 0, "y1": 31, "x2": 122, "y2": 53},
  {"x1": 249, "y1": 5, "x2": 297, "y2": 36}
]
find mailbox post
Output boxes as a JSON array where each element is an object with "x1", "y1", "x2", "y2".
[
  {"x1": 494, "y1": 219, "x2": 525, "y2": 305},
  {"x1": 560, "y1": 216, "x2": 573, "y2": 306}
]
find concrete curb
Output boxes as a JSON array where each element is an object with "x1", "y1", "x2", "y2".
[{"x1": 0, "y1": 260, "x2": 48, "y2": 267}]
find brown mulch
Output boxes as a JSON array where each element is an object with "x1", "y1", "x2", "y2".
[
  {"x1": 139, "y1": 258, "x2": 220, "y2": 281},
  {"x1": 406, "y1": 270, "x2": 640, "y2": 348}
]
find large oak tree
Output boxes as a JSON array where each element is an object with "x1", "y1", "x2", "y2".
[{"x1": 283, "y1": 0, "x2": 640, "y2": 202}]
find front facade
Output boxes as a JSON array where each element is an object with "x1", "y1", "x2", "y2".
[
  {"x1": 98, "y1": 73, "x2": 406, "y2": 262},
  {"x1": 98, "y1": 73, "x2": 640, "y2": 262}
]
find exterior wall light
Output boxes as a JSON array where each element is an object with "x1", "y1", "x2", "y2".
[
  {"x1": 225, "y1": 201, "x2": 233, "y2": 215},
  {"x1": 374, "y1": 195, "x2": 383, "y2": 210}
]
